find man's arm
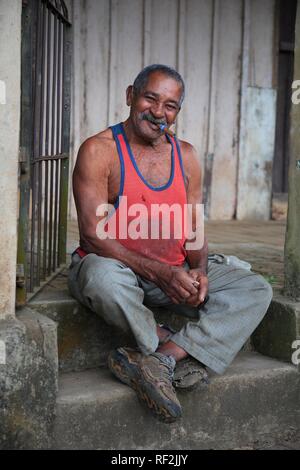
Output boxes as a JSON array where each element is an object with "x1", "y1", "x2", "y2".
[
  {"x1": 73, "y1": 136, "x2": 199, "y2": 304},
  {"x1": 181, "y1": 142, "x2": 209, "y2": 305}
]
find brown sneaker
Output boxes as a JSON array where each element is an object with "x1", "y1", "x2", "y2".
[
  {"x1": 108, "y1": 347, "x2": 182, "y2": 423},
  {"x1": 173, "y1": 356, "x2": 209, "y2": 391}
]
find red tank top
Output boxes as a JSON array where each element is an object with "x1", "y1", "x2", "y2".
[{"x1": 77, "y1": 122, "x2": 188, "y2": 266}]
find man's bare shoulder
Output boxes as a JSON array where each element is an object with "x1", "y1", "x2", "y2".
[
  {"x1": 74, "y1": 129, "x2": 118, "y2": 182},
  {"x1": 177, "y1": 139, "x2": 201, "y2": 177},
  {"x1": 77, "y1": 128, "x2": 115, "y2": 162}
]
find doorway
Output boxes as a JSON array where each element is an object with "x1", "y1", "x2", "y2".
[{"x1": 273, "y1": 0, "x2": 297, "y2": 196}]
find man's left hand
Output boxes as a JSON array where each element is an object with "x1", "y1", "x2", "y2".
[{"x1": 185, "y1": 269, "x2": 208, "y2": 307}]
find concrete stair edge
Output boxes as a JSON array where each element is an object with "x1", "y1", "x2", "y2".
[{"x1": 53, "y1": 351, "x2": 300, "y2": 450}]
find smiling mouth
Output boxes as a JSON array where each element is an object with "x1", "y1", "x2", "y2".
[
  {"x1": 146, "y1": 120, "x2": 161, "y2": 131},
  {"x1": 142, "y1": 114, "x2": 166, "y2": 127}
]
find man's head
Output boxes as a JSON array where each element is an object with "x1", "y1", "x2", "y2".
[
  {"x1": 126, "y1": 64, "x2": 185, "y2": 142},
  {"x1": 132, "y1": 65, "x2": 185, "y2": 107}
]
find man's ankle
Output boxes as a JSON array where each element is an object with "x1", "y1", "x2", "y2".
[
  {"x1": 156, "y1": 325, "x2": 172, "y2": 344},
  {"x1": 157, "y1": 340, "x2": 189, "y2": 362}
]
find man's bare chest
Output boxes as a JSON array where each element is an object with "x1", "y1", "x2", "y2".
[{"x1": 108, "y1": 146, "x2": 172, "y2": 203}]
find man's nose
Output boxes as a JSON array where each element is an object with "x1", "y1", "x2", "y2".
[{"x1": 150, "y1": 102, "x2": 165, "y2": 119}]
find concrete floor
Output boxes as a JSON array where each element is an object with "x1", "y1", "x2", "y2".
[{"x1": 67, "y1": 219, "x2": 286, "y2": 292}]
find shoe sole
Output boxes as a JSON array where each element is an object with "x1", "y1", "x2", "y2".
[
  {"x1": 107, "y1": 349, "x2": 135, "y2": 387},
  {"x1": 107, "y1": 349, "x2": 208, "y2": 391},
  {"x1": 108, "y1": 349, "x2": 181, "y2": 423},
  {"x1": 173, "y1": 358, "x2": 210, "y2": 391}
]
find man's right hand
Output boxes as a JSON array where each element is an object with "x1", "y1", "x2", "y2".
[{"x1": 154, "y1": 266, "x2": 199, "y2": 304}]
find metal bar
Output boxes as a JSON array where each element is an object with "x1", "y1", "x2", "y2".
[
  {"x1": 37, "y1": 1, "x2": 47, "y2": 286},
  {"x1": 32, "y1": 7, "x2": 43, "y2": 192},
  {"x1": 42, "y1": 0, "x2": 71, "y2": 26},
  {"x1": 30, "y1": 0, "x2": 44, "y2": 291},
  {"x1": 58, "y1": 159, "x2": 69, "y2": 265},
  {"x1": 47, "y1": 10, "x2": 58, "y2": 274},
  {"x1": 29, "y1": 164, "x2": 37, "y2": 292},
  {"x1": 45, "y1": 8, "x2": 52, "y2": 156},
  {"x1": 32, "y1": 153, "x2": 69, "y2": 162},
  {"x1": 52, "y1": 15, "x2": 60, "y2": 270},
  {"x1": 48, "y1": 9, "x2": 56, "y2": 275},
  {"x1": 57, "y1": 20, "x2": 63, "y2": 154},
  {"x1": 57, "y1": 20, "x2": 63, "y2": 268},
  {"x1": 48, "y1": 158, "x2": 54, "y2": 276},
  {"x1": 41, "y1": 5, "x2": 50, "y2": 280},
  {"x1": 37, "y1": 159, "x2": 42, "y2": 286},
  {"x1": 51, "y1": 12, "x2": 58, "y2": 157},
  {"x1": 57, "y1": 159, "x2": 61, "y2": 267},
  {"x1": 43, "y1": 159, "x2": 49, "y2": 279},
  {"x1": 36, "y1": 153, "x2": 68, "y2": 162},
  {"x1": 39, "y1": 1, "x2": 47, "y2": 157},
  {"x1": 53, "y1": 159, "x2": 59, "y2": 270},
  {"x1": 58, "y1": 21, "x2": 71, "y2": 265}
]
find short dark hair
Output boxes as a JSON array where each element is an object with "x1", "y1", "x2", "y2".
[{"x1": 132, "y1": 64, "x2": 185, "y2": 107}]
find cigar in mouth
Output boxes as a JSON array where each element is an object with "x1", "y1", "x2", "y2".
[
  {"x1": 144, "y1": 115, "x2": 175, "y2": 137},
  {"x1": 158, "y1": 124, "x2": 176, "y2": 137}
]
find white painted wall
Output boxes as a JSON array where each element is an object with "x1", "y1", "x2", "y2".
[
  {"x1": 70, "y1": 0, "x2": 277, "y2": 220},
  {"x1": 0, "y1": 0, "x2": 22, "y2": 317},
  {"x1": 209, "y1": 0, "x2": 243, "y2": 219},
  {"x1": 237, "y1": 0, "x2": 276, "y2": 219}
]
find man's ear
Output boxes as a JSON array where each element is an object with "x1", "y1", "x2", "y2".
[{"x1": 126, "y1": 85, "x2": 134, "y2": 106}]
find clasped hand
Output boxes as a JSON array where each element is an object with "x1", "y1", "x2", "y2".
[{"x1": 156, "y1": 266, "x2": 208, "y2": 307}]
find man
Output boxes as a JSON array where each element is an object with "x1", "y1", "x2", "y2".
[{"x1": 68, "y1": 64, "x2": 273, "y2": 423}]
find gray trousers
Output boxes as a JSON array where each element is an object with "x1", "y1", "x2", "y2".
[{"x1": 68, "y1": 253, "x2": 272, "y2": 374}]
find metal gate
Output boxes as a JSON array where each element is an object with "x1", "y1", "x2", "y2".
[{"x1": 17, "y1": 0, "x2": 72, "y2": 304}]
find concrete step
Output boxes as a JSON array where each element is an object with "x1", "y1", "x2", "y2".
[
  {"x1": 29, "y1": 291, "x2": 133, "y2": 372},
  {"x1": 28, "y1": 270, "x2": 136, "y2": 372},
  {"x1": 53, "y1": 351, "x2": 300, "y2": 450},
  {"x1": 28, "y1": 288, "x2": 192, "y2": 372},
  {"x1": 28, "y1": 270, "x2": 252, "y2": 373}
]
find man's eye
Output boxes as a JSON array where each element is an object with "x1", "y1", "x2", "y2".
[
  {"x1": 145, "y1": 96, "x2": 155, "y2": 101},
  {"x1": 166, "y1": 104, "x2": 177, "y2": 111}
]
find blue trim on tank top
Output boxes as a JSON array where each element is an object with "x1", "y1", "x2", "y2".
[
  {"x1": 174, "y1": 135, "x2": 186, "y2": 183},
  {"x1": 110, "y1": 123, "x2": 125, "y2": 209},
  {"x1": 119, "y1": 122, "x2": 175, "y2": 192}
]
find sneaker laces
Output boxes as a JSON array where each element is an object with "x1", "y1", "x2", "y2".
[{"x1": 151, "y1": 352, "x2": 176, "y2": 382}]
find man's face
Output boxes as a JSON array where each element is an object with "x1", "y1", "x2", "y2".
[{"x1": 127, "y1": 71, "x2": 182, "y2": 142}]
